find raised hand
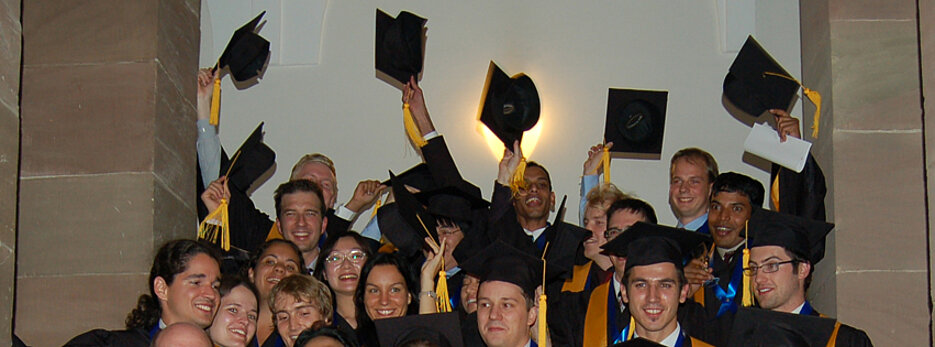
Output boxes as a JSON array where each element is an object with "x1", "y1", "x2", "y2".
[
  {"x1": 769, "y1": 109, "x2": 801, "y2": 142},
  {"x1": 345, "y1": 180, "x2": 387, "y2": 213},
  {"x1": 201, "y1": 176, "x2": 230, "y2": 213},
  {"x1": 582, "y1": 142, "x2": 613, "y2": 175}
]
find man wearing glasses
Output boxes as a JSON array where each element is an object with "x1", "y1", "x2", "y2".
[{"x1": 744, "y1": 208, "x2": 873, "y2": 346}]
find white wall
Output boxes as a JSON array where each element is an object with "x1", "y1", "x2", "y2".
[{"x1": 200, "y1": 0, "x2": 802, "y2": 229}]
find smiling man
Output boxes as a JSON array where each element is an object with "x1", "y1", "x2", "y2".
[
  {"x1": 274, "y1": 180, "x2": 329, "y2": 272},
  {"x1": 560, "y1": 198, "x2": 658, "y2": 347},
  {"x1": 668, "y1": 148, "x2": 718, "y2": 235},
  {"x1": 605, "y1": 223, "x2": 711, "y2": 347},
  {"x1": 269, "y1": 274, "x2": 334, "y2": 347},
  {"x1": 65, "y1": 240, "x2": 222, "y2": 347},
  {"x1": 686, "y1": 172, "x2": 763, "y2": 346},
  {"x1": 459, "y1": 241, "x2": 547, "y2": 347},
  {"x1": 745, "y1": 209, "x2": 873, "y2": 346}
]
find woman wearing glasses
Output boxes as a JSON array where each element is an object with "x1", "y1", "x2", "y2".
[{"x1": 313, "y1": 232, "x2": 374, "y2": 342}]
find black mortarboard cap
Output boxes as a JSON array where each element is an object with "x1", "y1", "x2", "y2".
[
  {"x1": 375, "y1": 9, "x2": 427, "y2": 85},
  {"x1": 384, "y1": 170, "x2": 438, "y2": 252},
  {"x1": 459, "y1": 240, "x2": 549, "y2": 298},
  {"x1": 217, "y1": 11, "x2": 270, "y2": 82},
  {"x1": 381, "y1": 163, "x2": 437, "y2": 193},
  {"x1": 478, "y1": 61, "x2": 540, "y2": 147},
  {"x1": 610, "y1": 337, "x2": 666, "y2": 347},
  {"x1": 600, "y1": 222, "x2": 710, "y2": 271},
  {"x1": 727, "y1": 307, "x2": 837, "y2": 347},
  {"x1": 221, "y1": 122, "x2": 275, "y2": 192},
  {"x1": 747, "y1": 208, "x2": 834, "y2": 264},
  {"x1": 414, "y1": 180, "x2": 489, "y2": 223},
  {"x1": 723, "y1": 36, "x2": 800, "y2": 118},
  {"x1": 604, "y1": 88, "x2": 668, "y2": 155}
]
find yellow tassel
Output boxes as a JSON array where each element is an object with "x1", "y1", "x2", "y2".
[
  {"x1": 538, "y1": 242, "x2": 549, "y2": 346},
  {"x1": 771, "y1": 175, "x2": 780, "y2": 212},
  {"x1": 741, "y1": 220, "x2": 753, "y2": 307},
  {"x1": 209, "y1": 78, "x2": 221, "y2": 126},
  {"x1": 198, "y1": 199, "x2": 231, "y2": 251},
  {"x1": 802, "y1": 87, "x2": 822, "y2": 138},
  {"x1": 602, "y1": 146, "x2": 610, "y2": 183},
  {"x1": 741, "y1": 248, "x2": 753, "y2": 307},
  {"x1": 538, "y1": 293, "x2": 547, "y2": 345},
  {"x1": 403, "y1": 103, "x2": 428, "y2": 147},
  {"x1": 626, "y1": 316, "x2": 636, "y2": 340},
  {"x1": 435, "y1": 270, "x2": 452, "y2": 313},
  {"x1": 370, "y1": 194, "x2": 384, "y2": 219},
  {"x1": 510, "y1": 158, "x2": 528, "y2": 193},
  {"x1": 763, "y1": 71, "x2": 822, "y2": 139}
]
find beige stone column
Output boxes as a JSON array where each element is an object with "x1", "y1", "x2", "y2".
[
  {"x1": 0, "y1": 0, "x2": 19, "y2": 345},
  {"x1": 14, "y1": 1, "x2": 200, "y2": 345},
  {"x1": 802, "y1": 0, "x2": 930, "y2": 345}
]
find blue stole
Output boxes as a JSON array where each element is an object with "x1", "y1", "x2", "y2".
[
  {"x1": 799, "y1": 301, "x2": 816, "y2": 316},
  {"x1": 534, "y1": 233, "x2": 547, "y2": 251},
  {"x1": 708, "y1": 254, "x2": 743, "y2": 317},
  {"x1": 148, "y1": 325, "x2": 161, "y2": 340},
  {"x1": 607, "y1": 284, "x2": 623, "y2": 343},
  {"x1": 695, "y1": 222, "x2": 710, "y2": 235},
  {"x1": 530, "y1": 339, "x2": 538, "y2": 347}
]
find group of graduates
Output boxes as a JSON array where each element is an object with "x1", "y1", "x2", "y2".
[{"x1": 58, "y1": 8, "x2": 877, "y2": 347}]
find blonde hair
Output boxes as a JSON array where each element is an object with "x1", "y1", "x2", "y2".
[
  {"x1": 585, "y1": 182, "x2": 628, "y2": 211},
  {"x1": 269, "y1": 274, "x2": 334, "y2": 323},
  {"x1": 290, "y1": 153, "x2": 336, "y2": 181}
]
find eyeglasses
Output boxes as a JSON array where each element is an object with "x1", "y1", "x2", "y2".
[
  {"x1": 604, "y1": 227, "x2": 625, "y2": 240},
  {"x1": 742, "y1": 260, "x2": 795, "y2": 276},
  {"x1": 324, "y1": 250, "x2": 367, "y2": 265}
]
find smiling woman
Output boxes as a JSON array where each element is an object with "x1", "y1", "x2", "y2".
[
  {"x1": 353, "y1": 253, "x2": 418, "y2": 346},
  {"x1": 208, "y1": 276, "x2": 260, "y2": 347},
  {"x1": 247, "y1": 239, "x2": 305, "y2": 347}
]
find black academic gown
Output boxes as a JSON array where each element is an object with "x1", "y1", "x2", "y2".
[
  {"x1": 64, "y1": 327, "x2": 152, "y2": 347},
  {"x1": 770, "y1": 154, "x2": 826, "y2": 221},
  {"x1": 460, "y1": 311, "x2": 487, "y2": 347},
  {"x1": 805, "y1": 310, "x2": 874, "y2": 346},
  {"x1": 697, "y1": 251, "x2": 745, "y2": 346}
]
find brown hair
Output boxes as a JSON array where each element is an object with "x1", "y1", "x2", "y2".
[
  {"x1": 670, "y1": 147, "x2": 718, "y2": 183},
  {"x1": 269, "y1": 274, "x2": 334, "y2": 324}
]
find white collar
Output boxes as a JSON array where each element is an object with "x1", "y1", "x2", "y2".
[
  {"x1": 716, "y1": 242, "x2": 745, "y2": 260},
  {"x1": 524, "y1": 226, "x2": 548, "y2": 241},
  {"x1": 634, "y1": 323, "x2": 681, "y2": 347},
  {"x1": 791, "y1": 301, "x2": 806, "y2": 314}
]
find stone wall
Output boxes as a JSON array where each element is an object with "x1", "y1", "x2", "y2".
[
  {"x1": 14, "y1": 1, "x2": 199, "y2": 345},
  {"x1": 0, "y1": 0, "x2": 19, "y2": 345}
]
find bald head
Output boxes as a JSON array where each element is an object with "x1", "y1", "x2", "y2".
[{"x1": 153, "y1": 323, "x2": 212, "y2": 347}]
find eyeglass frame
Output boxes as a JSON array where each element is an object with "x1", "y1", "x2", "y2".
[
  {"x1": 742, "y1": 260, "x2": 796, "y2": 276},
  {"x1": 324, "y1": 249, "x2": 368, "y2": 266}
]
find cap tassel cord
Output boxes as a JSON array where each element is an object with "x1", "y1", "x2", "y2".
[
  {"x1": 741, "y1": 220, "x2": 754, "y2": 307},
  {"x1": 511, "y1": 158, "x2": 528, "y2": 193},
  {"x1": 626, "y1": 316, "x2": 636, "y2": 340},
  {"x1": 435, "y1": 257, "x2": 452, "y2": 313},
  {"x1": 197, "y1": 150, "x2": 241, "y2": 251},
  {"x1": 601, "y1": 146, "x2": 611, "y2": 183},
  {"x1": 370, "y1": 193, "x2": 384, "y2": 219},
  {"x1": 538, "y1": 242, "x2": 550, "y2": 346},
  {"x1": 763, "y1": 71, "x2": 822, "y2": 138},
  {"x1": 209, "y1": 78, "x2": 221, "y2": 126},
  {"x1": 403, "y1": 103, "x2": 428, "y2": 147}
]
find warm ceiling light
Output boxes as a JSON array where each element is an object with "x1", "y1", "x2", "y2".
[{"x1": 479, "y1": 119, "x2": 544, "y2": 160}]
